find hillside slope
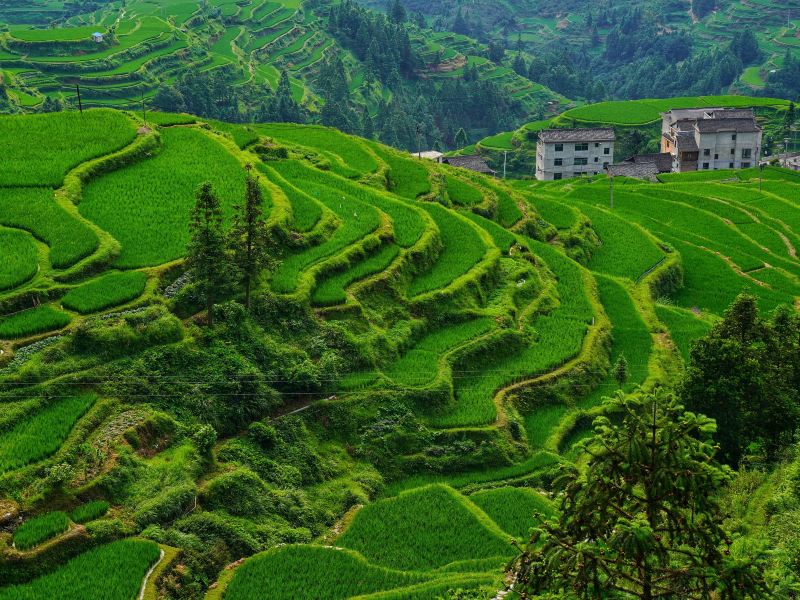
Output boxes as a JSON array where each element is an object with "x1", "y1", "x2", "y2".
[{"x1": 0, "y1": 107, "x2": 798, "y2": 597}]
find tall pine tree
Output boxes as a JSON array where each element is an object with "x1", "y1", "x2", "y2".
[{"x1": 187, "y1": 182, "x2": 229, "y2": 326}]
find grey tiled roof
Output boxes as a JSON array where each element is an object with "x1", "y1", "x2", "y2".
[
  {"x1": 695, "y1": 118, "x2": 760, "y2": 133},
  {"x1": 676, "y1": 132, "x2": 699, "y2": 152},
  {"x1": 625, "y1": 152, "x2": 673, "y2": 173},
  {"x1": 606, "y1": 162, "x2": 660, "y2": 180},
  {"x1": 442, "y1": 155, "x2": 496, "y2": 174},
  {"x1": 537, "y1": 128, "x2": 616, "y2": 143}
]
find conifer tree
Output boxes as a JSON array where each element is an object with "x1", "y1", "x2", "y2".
[
  {"x1": 187, "y1": 182, "x2": 229, "y2": 326},
  {"x1": 229, "y1": 167, "x2": 270, "y2": 311},
  {"x1": 613, "y1": 354, "x2": 629, "y2": 388},
  {"x1": 512, "y1": 390, "x2": 770, "y2": 599}
]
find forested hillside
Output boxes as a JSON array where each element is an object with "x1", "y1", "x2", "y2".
[
  {"x1": 362, "y1": 0, "x2": 800, "y2": 102},
  {"x1": 0, "y1": 104, "x2": 799, "y2": 598},
  {"x1": 0, "y1": 0, "x2": 566, "y2": 149}
]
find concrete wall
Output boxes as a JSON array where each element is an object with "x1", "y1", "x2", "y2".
[{"x1": 536, "y1": 140, "x2": 614, "y2": 180}]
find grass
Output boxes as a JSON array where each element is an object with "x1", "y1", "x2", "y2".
[
  {"x1": 386, "y1": 318, "x2": 495, "y2": 386},
  {"x1": 337, "y1": 484, "x2": 513, "y2": 570},
  {"x1": 13, "y1": 512, "x2": 70, "y2": 550},
  {"x1": 0, "y1": 229, "x2": 38, "y2": 291},
  {"x1": 268, "y1": 176, "x2": 381, "y2": 293},
  {"x1": 0, "y1": 539, "x2": 160, "y2": 599},
  {"x1": 376, "y1": 148, "x2": 431, "y2": 199},
  {"x1": 469, "y1": 487, "x2": 556, "y2": 539},
  {"x1": 70, "y1": 500, "x2": 110, "y2": 524},
  {"x1": 272, "y1": 160, "x2": 426, "y2": 247},
  {"x1": 80, "y1": 127, "x2": 246, "y2": 268},
  {"x1": 0, "y1": 109, "x2": 137, "y2": 187},
  {"x1": 261, "y1": 165, "x2": 322, "y2": 232},
  {"x1": 0, "y1": 187, "x2": 98, "y2": 269},
  {"x1": 656, "y1": 305, "x2": 714, "y2": 363},
  {"x1": 61, "y1": 271, "x2": 148, "y2": 314},
  {"x1": 255, "y1": 124, "x2": 378, "y2": 176},
  {"x1": 0, "y1": 394, "x2": 95, "y2": 473},
  {"x1": 462, "y1": 212, "x2": 516, "y2": 252},
  {"x1": 311, "y1": 243, "x2": 400, "y2": 306},
  {"x1": 408, "y1": 203, "x2": 488, "y2": 297},
  {"x1": 223, "y1": 545, "x2": 431, "y2": 600},
  {"x1": 445, "y1": 175, "x2": 484, "y2": 206},
  {"x1": 0, "y1": 306, "x2": 72, "y2": 339}
]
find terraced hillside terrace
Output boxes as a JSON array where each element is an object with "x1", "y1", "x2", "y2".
[{"x1": 0, "y1": 107, "x2": 798, "y2": 598}]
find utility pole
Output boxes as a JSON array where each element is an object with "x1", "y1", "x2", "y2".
[
  {"x1": 75, "y1": 83, "x2": 83, "y2": 115},
  {"x1": 503, "y1": 150, "x2": 508, "y2": 179}
]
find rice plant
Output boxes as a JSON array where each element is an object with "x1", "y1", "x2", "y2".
[
  {"x1": 311, "y1": 243, "x2": 400, "y2": 306},
  {"x1": 61, "y1": 271, "x2": 148, "y2": 314},
  {"x1": 0, "y1": 394, "x2": 95, "y2": 473},
  {"x1": 0, "y1": 539, "x2": 160, "y2": 599},
  {"x1": 224, "y1": 545, "x2": 431, "y2": 600},
  {"x1": 0, "y1": 306, "x2": 71, "y2": 339},
  {"x1": 0, "y1": 110, "x2": 137, "y2": 187},
  {"x1": 70, "y1": 500, "x2": 110, "y2": 524},
  {"x1": 0, "y1": 229, "x2": 38, "y2": 291},
  {"x1": 375, "y1": 147, "x2": 431, "y2": 199},
  {"x1": 656, "y1": 305, "x2": 714, "y2": 363},
  {"x1": 79, "y1": 127, "x2": 246, "y2": 268},
  {"x1": 445, "y1": 175, "x2": 484, "y2": 206},
  {"x1": 462, "y1": 212, "x2": 516, "y2": 252},
  {"x1": 0, "y1": 187, "x2": 99, "y2": 269},
  {"x1": 337, "y1": 484, "x2": 513, "y2": 570},
  {"x1": 408, "y1": 203, "x2": 488, "y2": 296},
  {"x1": 470, "y1": 487, "x2": 556, "y2": 539},
  {"x1": 13, "y1": 512, "x2": 70, "y2": 550}
]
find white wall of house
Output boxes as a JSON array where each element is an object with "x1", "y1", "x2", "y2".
[
  {"x1": 536, "y1": 140, "x2": 614, "y2": 180},
  {"x1": 695, "y1": 131, "x2": 761, "y2": 171}
]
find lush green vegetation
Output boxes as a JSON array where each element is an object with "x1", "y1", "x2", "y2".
[
  {"x1": 0, "y1": 306, "x2": 71, "y2": 339},
  {"x1": 0, "y1": 395, "x2": 95, "y2": 473},
  {"x1": 80, "y1": 127, "x2": 246, "y2": 268},
  {"x1": 70, "y1": 500, "x2": 110, "y2": 524},
  {"x1": 470, "y1": 487, "x2": 556, "y2": 540},
  {"x1": 0, "y1": 229, "x2": 38, "y2": 291},
  {"x1": 61, "y1": 271, "x2": 148, "y2": 314},
  {"x1": 0, "y1": 110, "x2": 137, "y2": 187},
  {"x1": 13, "y1": 511, "x2": 70, "y2": 550},
  {"x1": 0, "y1": 540, "x2": 160, "y2": 599}
]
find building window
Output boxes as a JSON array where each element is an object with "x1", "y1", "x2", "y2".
[
  {"x1": 554, "y1": 158, "x2": 563, "y2": 166},
  {"x1": 742, "y1": 162, "x2": 751, "y2": 168},
  {"x1": 594, "y1": 157, "x2": 599, "y2": 162},
  {"x1": 595, "y1": 143, "x2": 600, "y2": 148},
  {"x1": 554, "y1": 173, "x2": 562, "y2": 180},
  {"x1": 574, "y1": 172, "x2": 582, "y2": 177},
  {"x1": 730, "y1": 148, "x2": 735, "y2": 155},
  {"x1": 714, "y1": 154, "x2": 718, "y2": 160},
  {"x1": 574, "y1": 143, "x2": 589, "y2": 152},
  {"x1": 603, "y1": 147, "x2": 610, "y2": 155},
  {"x1": 742, "y1": 148, "x2": 752, "y2": 159},
  {"x1": 703, "y1": 149, "x2": 711, "y2": 156},
  {"x1": 729, "y1": 162, "x2": 734, "y2": 168},
  {"x1": 702, "y1": 162, "x2": 710, "y2": 169},
  {"x1": 574, "y1": 157, "x2": 588, "y2": 166},
  {"x1": 555, "y1": 144, "x2": 563, "y2": 152},
  {"x1": 732, "y1": 134, "x2": 737, "y2": 141},
  {"x1": 603, "y1": 162, "x2": 609, "y2": 169}
]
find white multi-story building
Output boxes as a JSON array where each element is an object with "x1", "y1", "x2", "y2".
[
  {"x1": 661, "y1": 108, "x2": 762, "y2": 172},
  {"x1": 535, "y1": 128, "x2": 615, "y2": 181}
]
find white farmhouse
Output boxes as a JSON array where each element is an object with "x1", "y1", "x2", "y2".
[
  {"x1": 536, "y1": 128, "x2": 615, "y2": 181},
  {"x1": 661, "y1": 108, "x2": 762, "y2": 172}
]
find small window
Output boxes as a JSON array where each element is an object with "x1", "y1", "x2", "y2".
[
  {"x1": 554, "y1": 158, "x2": 563, "y2": 166},
  {"x1": 575, "y1": 143, "x2": 589, "y2": 152},
  {"x1": 574, "y1": 157, "x2": 588, "y2": 166},
  {"x1": 555, "y1": 143, "x2": 564, "y2": 152},
  {"x1": 702, "y1": 162, "x2": 710, "y2": 169},
  {"x1": 714, "y1": 154, "x2": 719, "y2": 160},
  {"x1": 595, "y1": 142, "x2": 600, "y2": 148},
  {"x1": 742, "y1": 148, "x2": 752, "y2": 159},
  {"x1": 604, "y1": 147, "x2": 610, "y2": 155},
  {"x1": 730, "y1": 148, "x2": 735, "y2": 155},
  {"x1": 729, "y1": 162, "x2": 734, "y2": 168},
  {"x1": 732, "y1": 134, "x2": 737, "y2": 141},
  {"x1": 603, "y1": 162, "x2": 609, "y2": 169},
  {"x1": 742, "y1": 162, "x2": 751, "y2": 168},
  {"x1": 703, "y1": 149, "x2": 711, "y2": 157},
  {"x1": 553, "y1": 173, "x2": 562, "y2": 180},
  {"x1": 594, "y1": 157, "x2": 599, "y2": 162}
]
